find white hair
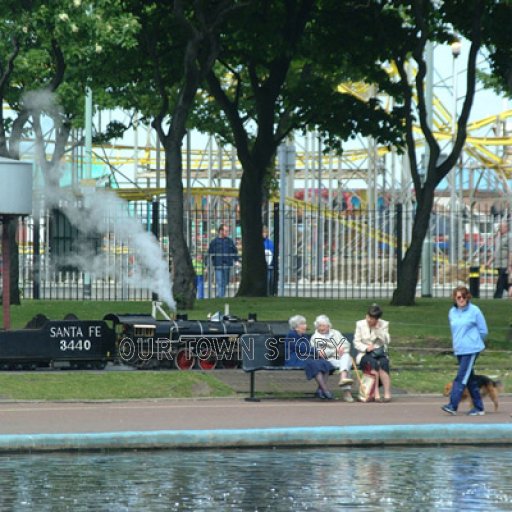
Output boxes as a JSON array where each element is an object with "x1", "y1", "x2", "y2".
[
  {"x1": 288, "y1": 315, "x2": 307, "y2": 330},
  {"x1": 314, "y1": 314, "x2": 331, "y2": 329}
]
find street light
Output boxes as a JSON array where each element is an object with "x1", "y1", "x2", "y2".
[
  {"x1": 449, "y1": 36, "x2": 461, "y2": 265},
  {"x1": 450, "y1": 37, "x2": 462, "y2": 59},
  {"x1": 278, "y1": 141, "x2": 295, "y2": 296},
  {"x1": 421, "y1": 42, "x2": 434, "y2": 297}
]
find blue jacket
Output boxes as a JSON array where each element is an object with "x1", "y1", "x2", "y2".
[
  {"x1": 263, "y1": 237, "x2": 274, "y2": 267},
  {"x1": 208, "y1": 236, "x2": 238, "y2": 268},
  {"x1": 448, "y1": 302, "x2": 488, "y2": 355},
  {"x1": 284, "y1": 329, "x2": 316, "y2": 368}
]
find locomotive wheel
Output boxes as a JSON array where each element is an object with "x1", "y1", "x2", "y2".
[
  {"x1": 174, "y1": 349, "x2": 195, "y2": 370},
  {"x1": 197, "y1": 351, "x2": 217, "y2": 371}
]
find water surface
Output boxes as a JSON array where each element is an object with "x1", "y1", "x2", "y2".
[{"x1": 0, "y1": 446, "x2": 511, "y2": 511}]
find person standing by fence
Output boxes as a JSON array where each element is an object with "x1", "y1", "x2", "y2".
[
  {"x1": 193, "y1": 255, "x2": 204, "y2": 299},
  {"x1": 262, "y1": 225, "x2": 274, "y2": 295},
  {"x1": 208, "y1": 224, "x2": 238, "y2": 298},
  {"x1": 488, "y1": 221, "x2": 511, "y2": 299}
]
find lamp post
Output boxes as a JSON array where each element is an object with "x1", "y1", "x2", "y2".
[
  {"x1": 277, "y1": 141, "x2": 295, "y2": 296},
  {"x1": 449, "y1": 36, "x2": 461, "y2": 266},
  {"x1": 421, "y1": 41, "x2": 434, "y2": 297}
]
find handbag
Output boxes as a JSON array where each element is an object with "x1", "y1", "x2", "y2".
[
  {"x1": 370, "y1": 346, "x2": 386, "y2": 358},
  {"x1": 358, "y1": 373, "x2": 376, "y2": 402}
]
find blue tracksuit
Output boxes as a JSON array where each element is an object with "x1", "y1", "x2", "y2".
[{"x1": 447, "y1": 302, "x2": 488, "y2": 411}]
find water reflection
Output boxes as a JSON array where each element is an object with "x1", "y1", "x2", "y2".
[{"x1": 0, "y1": 446, "x2": 511, "y2": 510}]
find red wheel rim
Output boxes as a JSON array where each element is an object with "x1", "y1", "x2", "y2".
[
  {"x1": 197, "y1": 351, "x2": 217, "y2": 370},
  {"x1": 174, "y1": 349, "x2": 195, "y2": 370}
]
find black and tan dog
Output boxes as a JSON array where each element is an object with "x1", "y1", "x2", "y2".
[{"x1": 443, "y1": 375, "x2": 503, "y2": 412}]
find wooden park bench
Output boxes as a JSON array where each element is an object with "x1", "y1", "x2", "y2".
[{"x1": 241, "y1": 332, "x2": 355, "y2": 401}]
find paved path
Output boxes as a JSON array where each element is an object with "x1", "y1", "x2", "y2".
[
  {"x1": 0, "y1": 395, "x2": 511, "y2": 452},
  {"x1": 0, "y1": 366, "x2": 511, "y2": 451},
  {"x1": 0, "y1": 395, "x2": 510, "y2": 435}
]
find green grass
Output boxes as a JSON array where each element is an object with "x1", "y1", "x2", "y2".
[
  {"x1": 0, "y1": 297, "x2": 510, "y2": 399},
  {"x1": 392, "y1": 369, "x2": 511, "y2": 394},
  {"x1": 0, "y1": 372, "x2": 234, "y2": 400},
  {"x1": 188, "y1": 296, "x2": 511, "y2": 347},
  {"x1": 4, "y1": 297, "x2": 511, "y2": 345}
]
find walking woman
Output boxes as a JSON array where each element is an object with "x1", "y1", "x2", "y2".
[{"x1": 442, "y1": 286, "x2": 488, "y2": 416}]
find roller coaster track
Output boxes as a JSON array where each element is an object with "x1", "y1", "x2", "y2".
[{"x1": 9, "y1": 63, "x2": 511, "y2": 185}]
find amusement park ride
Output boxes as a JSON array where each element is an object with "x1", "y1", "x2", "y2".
[
  {"x1": 71, "y1": 86, "x2": 511, "y2": 214},
  {"x1": 3, "y1": 49, "x2": 511, "y2": 302}
]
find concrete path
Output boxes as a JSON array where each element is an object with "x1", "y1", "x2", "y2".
[
  {"x1": 0, "y1": 395, "x2": 510, "y2": 435},
  {"x1": 0, "y1": 395, "x2": 511, "y2": 452}
]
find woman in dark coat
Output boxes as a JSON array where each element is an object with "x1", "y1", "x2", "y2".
[{"x1": 285, "y1": 315, "x2": 335, "y2": 399}]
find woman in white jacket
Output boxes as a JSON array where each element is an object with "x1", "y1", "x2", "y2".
[
  {"x1": 354, "y1": 304, "x2": 391, "y2": 402},
  {"x1": 312, "y1": 315, "x2": 354, "y2": 402}
]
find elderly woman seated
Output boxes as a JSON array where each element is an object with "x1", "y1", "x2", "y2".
[
  {"x1": 285, "y1": 315, "x2": 336, "y2": 400},
  {"x1": 354, "y1": 303, "x2": 392, "y2": 402},
  {"x1": 312, "y1": 315, "x2": 354, "y2": 402}
]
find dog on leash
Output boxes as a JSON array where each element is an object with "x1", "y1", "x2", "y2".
[{"x1": 443, "y1": 375, "x2": 503, "y2": 412}]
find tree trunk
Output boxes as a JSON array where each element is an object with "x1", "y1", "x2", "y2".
[
  {"x1": 165, "y1": 141, "x2": 196, "y2": 310},
  {"x1": 391, "y1": 190, "x2": 434, "y2": 306},
  {"x1": 237, "y1": 163, "x2": 267, "y2": 296}
]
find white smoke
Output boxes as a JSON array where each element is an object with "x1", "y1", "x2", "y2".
[
  {"x1": 55, "y1": 188, "x2": 175, "y2": 310},
  {"x1": 24, "y1": 90, "x2": 175, "y2": 310},
  {"x1": 23, "y1": 90, "x2": 64, "y2": 119}
]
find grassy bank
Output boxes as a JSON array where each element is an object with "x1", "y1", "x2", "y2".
[
  {"x1": 0, "y1": 298, "x2": 510, "y2": 399},
  {"x1": 0, "y1": 372, "x2": 234, "y2": 400},
  {"x1": 4, "y1": 297, "x2": 511, "y2": 345}
]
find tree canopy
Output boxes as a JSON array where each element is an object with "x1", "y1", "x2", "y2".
[
  {"x1": 1, "y1": 0, "x2": 510, "y2": 306},
  {"x1": 0, "y1": 0, "x2": 138, "y2": 304},
  {"x1": 200, "y1": 0, "x2": 410, "y2": 296}
]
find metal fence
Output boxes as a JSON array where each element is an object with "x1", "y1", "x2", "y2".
[{"x1": 7, "y1": 198, "x2": 511, "y2": 301}]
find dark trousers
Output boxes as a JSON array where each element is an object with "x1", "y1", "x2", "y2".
[
  {"x1": 493, "y1": 267, "x2": 509, "y2": 298},
  {"x1": 449, "y1": 353, "x2": 484, "y2": 412}
]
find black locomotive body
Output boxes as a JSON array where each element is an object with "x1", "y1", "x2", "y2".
[
  {"x1": 0, "y1": 313, "x2": 288, "y2": 371},
  {"x1": 106, "y1": 313, "x2": 288, "y2": 370},
  {"x1": 0, "y1": 317, "x2": 116, "y2": 370}
]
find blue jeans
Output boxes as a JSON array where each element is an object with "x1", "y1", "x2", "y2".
[
  {"x1": 449, "y1": 353, "x2": 484, "y2": 411},
  {"x1": 267, "y1": 267, "x2": 274, "y2": 295},
  {"x1": 214, "y1": 267, "x2": 231, "y2": 298},
  {"x1": 196, "y1": 276, "x2": 204, "y2": 299}
]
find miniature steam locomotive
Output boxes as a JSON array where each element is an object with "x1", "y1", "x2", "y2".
[{"x1": 0, "y1": 311, "x2": 288, "y2": 371}]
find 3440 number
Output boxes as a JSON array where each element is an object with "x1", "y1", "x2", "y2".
[{"x1": 59, "y1": 339, "x2": 92, "y2": 351}]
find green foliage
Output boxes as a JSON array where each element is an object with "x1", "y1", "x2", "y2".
[
  {"x1": 92, "y1": 120, "x2": 129, "y2": 144},
  {"x1": 92, "y1": 0, "x2": 188, "y2": 120},
  {"x1": 0, "y1": 0, "x2": 140, "y2": 139},
  {"x1": 198, "y1": 1, "x2": 410, "y2": 153}
]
